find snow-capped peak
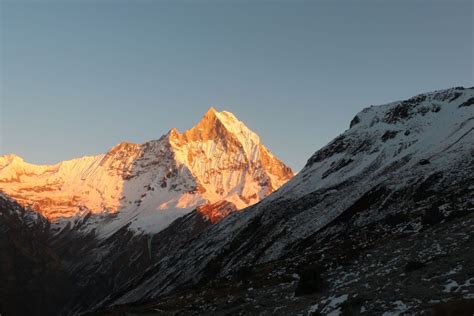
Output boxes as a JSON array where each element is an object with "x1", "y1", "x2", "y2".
[
  {"x1": 0, "y1": 107, "x2": 294, "y2": 235},
  {"x1": 169, "y1": 107, "x2": 262, "y2": 164}
]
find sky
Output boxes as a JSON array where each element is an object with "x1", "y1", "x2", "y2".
[{"x1": 0, "y1": 0, "x2": 472, "y2": 171}]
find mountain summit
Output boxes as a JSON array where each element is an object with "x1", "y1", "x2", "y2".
[{"x1": 0, "y1": 108, "x2": 293, "y2": 234}]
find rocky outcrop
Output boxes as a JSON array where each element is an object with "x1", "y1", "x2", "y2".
[{"x1": 0, "y1": 194, "x2": 74, "y2": 316}]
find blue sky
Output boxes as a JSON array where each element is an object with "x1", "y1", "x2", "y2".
[{"x1": 1, "y1": 0, "x2": 472, "y2": 171}]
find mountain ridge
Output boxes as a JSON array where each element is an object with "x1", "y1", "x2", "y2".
[
  {"x1": 93, "y1": 86, "x2": 473, "y2": 314},
  {"x1": 0, "y1": 108, "x2": 294, "y2": 235}
]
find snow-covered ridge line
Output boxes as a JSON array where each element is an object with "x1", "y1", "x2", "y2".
[
  {"x1": 269, "y1": 86, "x2": 474, "y2": 202},
  {"x1": 0, "y1": 108, "x2": 294, "y2": 236}
]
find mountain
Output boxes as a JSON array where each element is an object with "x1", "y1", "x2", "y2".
[
  {"x1": 0, "y1": 108, "x2": 293, "y2": 236},
  {"x1": 1, "y1": 87, "x2": 473, "y2": 315},
  {"x1": 92, "y1": 87, "x2": 474, "y2": 315},
  {"x1": 0, "y1": 107, "x2": 293, "y2": 315}
]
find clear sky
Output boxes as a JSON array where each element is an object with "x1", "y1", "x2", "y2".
[{"x1": 1, "y1": 0, "x2": 472, "y2": 171}]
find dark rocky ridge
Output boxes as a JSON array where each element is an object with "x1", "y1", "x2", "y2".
[{"x1": 0, "y1": 195, "x2": 74, "y2": 316}]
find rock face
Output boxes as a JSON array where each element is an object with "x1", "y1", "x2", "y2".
[
  {"x1": 94, "y1": 87, "x2": 473, "y2": 315},
  {"x1": 0, "y1": 194, "x2": 73, "y2": 316},
  {"x1": 0, "y1": 108, "x2": 293, "y2": 235}
]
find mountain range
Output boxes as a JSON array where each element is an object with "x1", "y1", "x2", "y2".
[
  {"x1": 0, "y1": 87, "x2": 473, "y2": 315},
  {"x1": 0, "y1": 108, "x2": 293, "y2": 237}
]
